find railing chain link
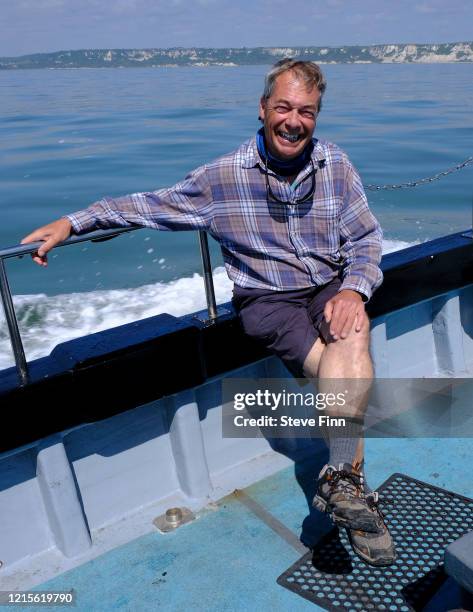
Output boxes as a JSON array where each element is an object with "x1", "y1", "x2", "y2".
[{"x1": 365, "y1": 156, "x2": 473, "y2": 191}]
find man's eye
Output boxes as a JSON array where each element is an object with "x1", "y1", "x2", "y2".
[
  {"x1": 301, "y1": 111, "x2": 316, "y2": 119},
  {"x1": 274, "y1": 106, "x2": 290, "y2": 113}
]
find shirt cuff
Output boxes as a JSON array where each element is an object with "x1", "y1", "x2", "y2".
[
  {"x1": 339, "y1": 276, "x2": 372, "y2": 302},
  {"x1": 62, "y1": 210, "x2": 97, "y2": 234}
]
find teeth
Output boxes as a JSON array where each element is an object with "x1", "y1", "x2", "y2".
[{"x1": 279, "y1": 131, "x2": 300, "y2": 143}]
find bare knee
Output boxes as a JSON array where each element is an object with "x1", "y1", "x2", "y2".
[{"x1": 325, "y1": 314, "x2": 371, "y2": 356}]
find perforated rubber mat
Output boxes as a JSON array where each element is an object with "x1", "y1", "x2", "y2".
[{"x1": 277, "y1": 473, "x2": 473, "y2": 611}]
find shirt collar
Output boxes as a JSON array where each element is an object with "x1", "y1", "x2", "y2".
[{"x1": 241, "y1": 136, "x2": 326, "y2": 171}]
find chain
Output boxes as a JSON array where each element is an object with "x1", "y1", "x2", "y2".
[{"x1": 364, "y1": 156, "x2": 473, "y2": 191}]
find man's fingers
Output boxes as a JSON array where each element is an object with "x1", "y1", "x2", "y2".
[
  {"x1": 332, "y1": 306, "x2": 351, "y2": 339},
  {"x1": 37, "y1": 237, "x2": 56, "y2": 257},
  {"x1": 329, "y1": 300, "x2": 362, "y2": 339},
  {"x1": 325, "y1": 291, "x2": 367, "y2": 340},
  {"x1": 27, "y1": 235, "x2": 55, "y2": 267},
  {"x1": 20, "y1": 232, "x2": 36, "y2": 245},
  {"x1": 20, "y1": 232, "x2": 50, "y2": 267},
  {"x1": 31, "y1": 247, "x2": 49, "y2": 267},
  {"x1": 340, "y1": 310, "x2": 357, "y2": 338},
  {"x1": 22, "y1": 232, "x2": 56, "y2": 266},
  {"x1": 329, "y1": 301, "x2": 347, "y2": 338},
  {"x1": 32, "y1": 253, "x2": 48, "y2": 267},
  {"x1": 355, "y1": 310, "x2": 368, "y2": 332},
  {"x1": 324, "y1": 300, "x2": 334, "y2": 323},
  {"x1": 21, "y1": 229, "x2": 50, "y2": 245}
]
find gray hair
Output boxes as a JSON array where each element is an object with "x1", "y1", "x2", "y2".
[{"x1": 262, "y1": 59, "x2": 327, "y2": 112}]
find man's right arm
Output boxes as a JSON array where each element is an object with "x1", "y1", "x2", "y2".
[{"x1": 21, "y1": 164, "x2": 214, "y2": 267}]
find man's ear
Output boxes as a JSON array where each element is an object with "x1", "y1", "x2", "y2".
[{"x1": 259, "y1": 97, "x2": 266, "y2": 122}]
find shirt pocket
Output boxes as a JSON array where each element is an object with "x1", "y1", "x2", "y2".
[{"x1": 302, "y1": 199, "x2": 341, "y2": 256}]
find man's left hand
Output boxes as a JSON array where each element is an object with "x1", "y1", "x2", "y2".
[{"x1": 324, "y1": 289, "x2": 366, "y2": 340}]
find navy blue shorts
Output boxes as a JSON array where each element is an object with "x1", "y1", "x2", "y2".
[{"x1": 232, "y1": 278, "x2": 342, "y2": 377}]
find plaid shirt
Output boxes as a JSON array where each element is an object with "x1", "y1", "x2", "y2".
[{"x1": 66, "y1": 136, "x2": 383, "y2": 300}]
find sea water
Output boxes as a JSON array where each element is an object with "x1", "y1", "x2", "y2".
[{"x1": 0, "y1": 63, "x2": 472, "y2": 369}]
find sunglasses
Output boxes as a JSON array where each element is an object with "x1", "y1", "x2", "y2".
[{"x1": 264, "y1": 157, "x2": 324, "y2": 205}]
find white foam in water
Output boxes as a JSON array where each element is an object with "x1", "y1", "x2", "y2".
[
  {"x1": 382, "y1": 238, "x2": 419, "y2": 254},
  {"x1": 0, "y1": 239, "x2": 417, "y2": 371},
  {"x1": 0, "y1": 268, "x2": 233, "y2": 370}
]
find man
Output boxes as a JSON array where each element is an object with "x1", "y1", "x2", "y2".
[{"x1": 21, "y1": 59, "x2": 395, "y2": 566}]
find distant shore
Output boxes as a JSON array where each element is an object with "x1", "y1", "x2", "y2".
[{"x1": 1, "y1": 42, "x2": 473, "y2": 70}]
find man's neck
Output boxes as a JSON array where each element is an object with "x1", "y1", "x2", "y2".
[{"x1": 256, "y1": 128, "x2": 313, "y2": 178}]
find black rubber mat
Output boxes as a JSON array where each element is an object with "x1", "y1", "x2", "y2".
[{"x1": 277, "y1": 473, "x2": 473, "y2": 611}]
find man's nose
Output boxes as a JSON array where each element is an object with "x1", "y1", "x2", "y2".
[{"x1": 285, "y1": 109, "x2": 301, "y2": 130}]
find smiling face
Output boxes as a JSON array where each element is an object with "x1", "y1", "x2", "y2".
[{"x1": 259, "y1": 70, "x2": 320, "y2": 161}]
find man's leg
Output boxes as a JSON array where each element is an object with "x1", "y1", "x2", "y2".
[
  {"x1": 318, "y1": 314, "x2": 372, "y2": 470},
  {"x1": 302, "y1": 325, "x2": 368, "y2": 472},
  {"x1": 304, "y1": 318, "x2": 372, "y2": 500},
  {"x1": 305, "y1": 318, "x2": 396, "y2": 566}
]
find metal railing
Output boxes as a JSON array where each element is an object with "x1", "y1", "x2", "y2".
[{"x1": 0, "y1": 228, "x2": 218, "y2": 387}]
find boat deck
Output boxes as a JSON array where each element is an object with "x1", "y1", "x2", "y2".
[{"x1": 5, "y1": 437, "x2": 470, "y2": 612}]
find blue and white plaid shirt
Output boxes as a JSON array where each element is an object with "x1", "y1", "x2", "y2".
[{"x1": 66, "y1": 136, "x2": 383, "y2": 300}]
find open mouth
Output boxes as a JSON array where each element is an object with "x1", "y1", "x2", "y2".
[{"x1": 278, "y1": 131, "x2": 302, "y2": 144}]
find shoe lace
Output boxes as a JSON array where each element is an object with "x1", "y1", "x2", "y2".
[
  {"x1": 366, "y1": 491, "x2": 385, "y2": 519},
  {"x1": 327, "y1": 469, "x2": 365, "y2": 498}
]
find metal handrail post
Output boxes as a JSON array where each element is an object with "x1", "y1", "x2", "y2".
[
  {"x1": 0, "y1": 259, "x2": 29, "y2": 386},
  {"x1": 198, "y1": 231, "x2": 218, "y2": 323}
]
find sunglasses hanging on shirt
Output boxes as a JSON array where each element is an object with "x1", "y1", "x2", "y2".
[
  {"x1": 264, "y1": 156, "x2": 317, "y2": 205},
  {"x1": 264, "y1": 156, "x2": 327, "y2": 205}
]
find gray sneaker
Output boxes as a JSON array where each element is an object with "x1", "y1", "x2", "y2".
[
  {"x1": 312, "y1": 463, "x2": 380, "y2": 532},
  {"x1": 346, "y1": 506, "x2": 397, "y2": 567}
]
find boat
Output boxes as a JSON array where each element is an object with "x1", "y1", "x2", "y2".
[{"x1": 0, "y1": 227, "x2": 473, "y2": 611}]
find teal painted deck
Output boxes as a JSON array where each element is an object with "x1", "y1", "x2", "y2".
[{"x1": 6, "y1": 437, "x2": 471, "y2": 612}]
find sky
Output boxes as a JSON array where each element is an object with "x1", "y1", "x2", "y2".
[{"x1": 1, "y1": 0, "x2": 472, "y2": 57}]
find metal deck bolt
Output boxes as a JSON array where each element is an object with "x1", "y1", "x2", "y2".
[
  {"x1": 165, "y1": 507, "x2": 183, "y2": 526},
  {"x1": 153, "y1": 506, "x2": 195, "y2": 533}
]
